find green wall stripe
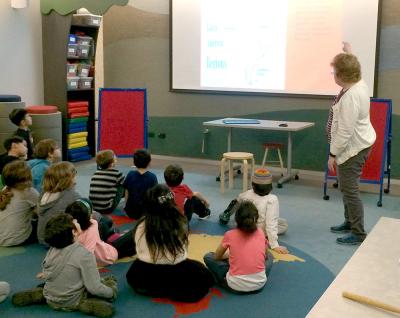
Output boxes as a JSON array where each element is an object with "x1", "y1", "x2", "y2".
[{"x1": 148, "y1": 110, "x2": 399, "y2": 178}]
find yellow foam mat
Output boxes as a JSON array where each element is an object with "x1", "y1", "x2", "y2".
[
  {"x1": 68, "y1": 131, "x2": 88, "y2": 139},
  {"x1": 68, "y1": 141, "x2": 88, "y2": 149}
]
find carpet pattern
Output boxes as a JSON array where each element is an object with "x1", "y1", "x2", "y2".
[
  {"x1": 0, "y1": 215, "x2": 334, "y2": 318},
  {"x1": 0, "y1": 160, "x2": 347, "y2": 317}
]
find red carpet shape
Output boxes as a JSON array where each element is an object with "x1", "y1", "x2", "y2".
[
  {"x1": 110, "y1": 215, "x2": 135, "y2": 226},
  {"x1": 152, "y1": 288, "x2": 222, "y2": 317}
]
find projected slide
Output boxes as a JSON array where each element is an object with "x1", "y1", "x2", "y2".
[
  {"x1": 201, "y1": 0, "x2": 288, "y2": 90},
  {"x1": 172, "y1": 0, "x2": 379, "y2": 96}
]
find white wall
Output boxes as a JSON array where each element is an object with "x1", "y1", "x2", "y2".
[{"x1": 0, "y1": 0, "x2": 43, "y2": 105}]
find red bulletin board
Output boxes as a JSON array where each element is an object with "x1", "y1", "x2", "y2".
[
  {"x1": 324, "y1": 98, "x2": 392, "y2": 206},
  {"x1": 98, "y1": 88, "x2": 148, "y2": 157}
]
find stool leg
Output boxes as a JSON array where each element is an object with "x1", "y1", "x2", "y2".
[
  {"x1": 261, "y1": 148, "x2": 268, "y2": 168},
  {"x1": 251, "y1": 157, "x2": 255, "y2": 178},
  {"x1": 243, "y1": 159, "x2": 248, "y2": 192},
  {"x1": 277, "y1": 149, "x2": 284, "y2": 176},
  {"x1": 228, "y1": 160, "x2": 234, "y2": 189},
  {"x1": 220, "y1": 158, "x2": 226, "y2": 193}
]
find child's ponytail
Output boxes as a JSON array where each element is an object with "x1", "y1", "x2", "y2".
[
  {"x1": 0, "y1": 187, "x2": 13, "y2": 211},
  {"x1": 0, "y1": 160, "x2": 32, "y2": 211}
]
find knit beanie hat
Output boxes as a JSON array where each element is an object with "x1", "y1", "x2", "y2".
[{"x1": 252, "y1": 168, "x2": 272, "y2": 185}]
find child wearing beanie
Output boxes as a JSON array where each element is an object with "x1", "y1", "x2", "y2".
[{"x1": 219, "y1": 168, "x2": 289, "y2": 254}]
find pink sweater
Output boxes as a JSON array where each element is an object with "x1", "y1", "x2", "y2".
[{"x1": 78, "y1": 219, "x2": 118, "y2": 266}]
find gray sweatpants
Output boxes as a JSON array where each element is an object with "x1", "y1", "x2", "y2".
[{"x1": 337, "y1": 147, "x2": 371, "y2": 239}]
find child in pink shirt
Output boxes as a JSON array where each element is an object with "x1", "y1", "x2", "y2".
[
  {"x1": 65, "y1": 199, "x2": 136, "y2": 266},
  {"x1": 204, "y1": 201, "x2": 273, "y2": 293}
]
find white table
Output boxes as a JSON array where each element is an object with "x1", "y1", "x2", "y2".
[
  {"x1": 203, "y1": 118, "x2": 314, "y2": 186},
  {"x1": 307, "y1": 217, "x2": 400, "y2": 318}
]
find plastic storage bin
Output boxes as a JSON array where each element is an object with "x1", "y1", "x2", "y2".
[
  {"x1": 77, "y1": 64, "x2": 91, "y2": 77},
  {"x1": 76, "y1": 35, "x2": 92, "y2": 46},
  {"x1": 66, "y1": 63, "x2": 78, "y2": 76},
  {"x1": 68, "y1": 34, "x2": 77, "y2": 44},
  {"x1": 77, "y1": 44, "x2": 90, "y2": 58},
  {"x1": 67, "y1": 77, "x2": 79, "y2": 90},
  {"x1": 72, "y1": 14, "x2": 102, "y2": 27},
  {"x1": 78, "y1": 77, "x2": 93, "y2": 89},
  {"x1": 67, "y1": 44, "x2": 78, "y2": 57}
]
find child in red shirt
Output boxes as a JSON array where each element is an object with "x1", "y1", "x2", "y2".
[
  {"x1": 204, "y1": 201, "x2": 273, "y2": 293},
  {"x1": 164, "y1": 164, "x2": 211, "y2": 221}
]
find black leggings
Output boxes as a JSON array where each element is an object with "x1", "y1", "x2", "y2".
[
  {"x1": 184, "y1": 196, "x2": 209, "y2": 221},
  {"x1": 110, "y1": 229, "x2": 136, "y2": 259},
  {"x1": 126, "y1": 258, "x2": 214, "y2": 302}
]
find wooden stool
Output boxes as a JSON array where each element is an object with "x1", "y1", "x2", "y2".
[
  {"x1": 220, "y1": 152, "x2": 254, "y2": 193},
  {"x1": 261, "y1": 143, "x2": 285, "y2": 175}
]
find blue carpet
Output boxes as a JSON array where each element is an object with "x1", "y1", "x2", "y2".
[{"x1": 0, "y1": 217, "x2": 334, "y2": 318}]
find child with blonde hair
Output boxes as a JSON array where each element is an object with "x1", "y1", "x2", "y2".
[{"x1": 37, "y1": 161, "x2": 80, "y2": 244}]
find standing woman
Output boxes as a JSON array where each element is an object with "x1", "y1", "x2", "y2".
[
  {"x1": 126, "y1": 184, "x2": 213, "y2": 302},
  {"x1": 328, "y1": 43, "x2": 376, "y2": 245}
]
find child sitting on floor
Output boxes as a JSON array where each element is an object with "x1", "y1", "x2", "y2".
[
  {"x1": 0, "y1": 160, "x2": 39, "y2": 246},
  {"x1": 0, "y1": 136, "x2": 28, "y2": 175},
  {"x1": 9, "y1": 108, "x2": 34, "y2": 160},
  {"x1": 36, "y1": 161, "x2": 81, "y2": 244},
  {"x1": 89, "y1": 149, "x2": 125, "y2": 214},
  {"x1": 219, "y1": 168, "x2": 289, "y2": 254},
  {"x1": 37, "y1": 162, "x2": 117, "y2": 245},
  {"x1": 28, "y1": 139, "x2": 61, "y2": 193},
  {"x1": 12, "y1": 214, "x2": 117, "y2": 318},
  {"x1": 126, "y1": 184, "x2": 213, "y2": 302},
  {"x1": 65, "y1": 199, "x2": 136, "y2": 266},
  {"x1": 204, "y1": 201, "x2": 273, "y2": 293},
  {"x1": 164, "y1": 164, "x2": 211, "y2": 221},
  {"x1": 123, "y1": 149, "x2": 158, "y2": 219}
]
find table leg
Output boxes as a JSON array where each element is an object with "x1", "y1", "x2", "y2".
[
  {"x1": 227, "y1": 127, "x2": 232, "y2": 152},
  {"x1": 278, "y1": 131, "x2": 299, "y2": 187}
]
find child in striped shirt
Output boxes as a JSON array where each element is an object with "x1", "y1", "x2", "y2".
[{"x1": 89, "y1": 150, "x2": 124, "y2": 214}]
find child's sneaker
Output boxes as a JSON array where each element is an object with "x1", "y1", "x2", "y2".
[
  {"x1": 12, "y1": 287, "x2": 45, "y2": 306},
  {"x1": 198, "y1": 208, "x2": 211, "y2": 220},
  {"x1": 219, "y1": 199, "x2": 238, "y2": 224},
  {"x1": 78, "y1": 298, "x2": 114, "y2": 318}
]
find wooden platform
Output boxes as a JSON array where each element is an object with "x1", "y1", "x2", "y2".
[{"x1": 307, "y1": 217, "x2": 400, "y2": 317}]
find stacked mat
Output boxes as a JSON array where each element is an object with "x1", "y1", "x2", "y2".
[{"x1": 67, "y1": 101, "x2": 91, "y2": 162}]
